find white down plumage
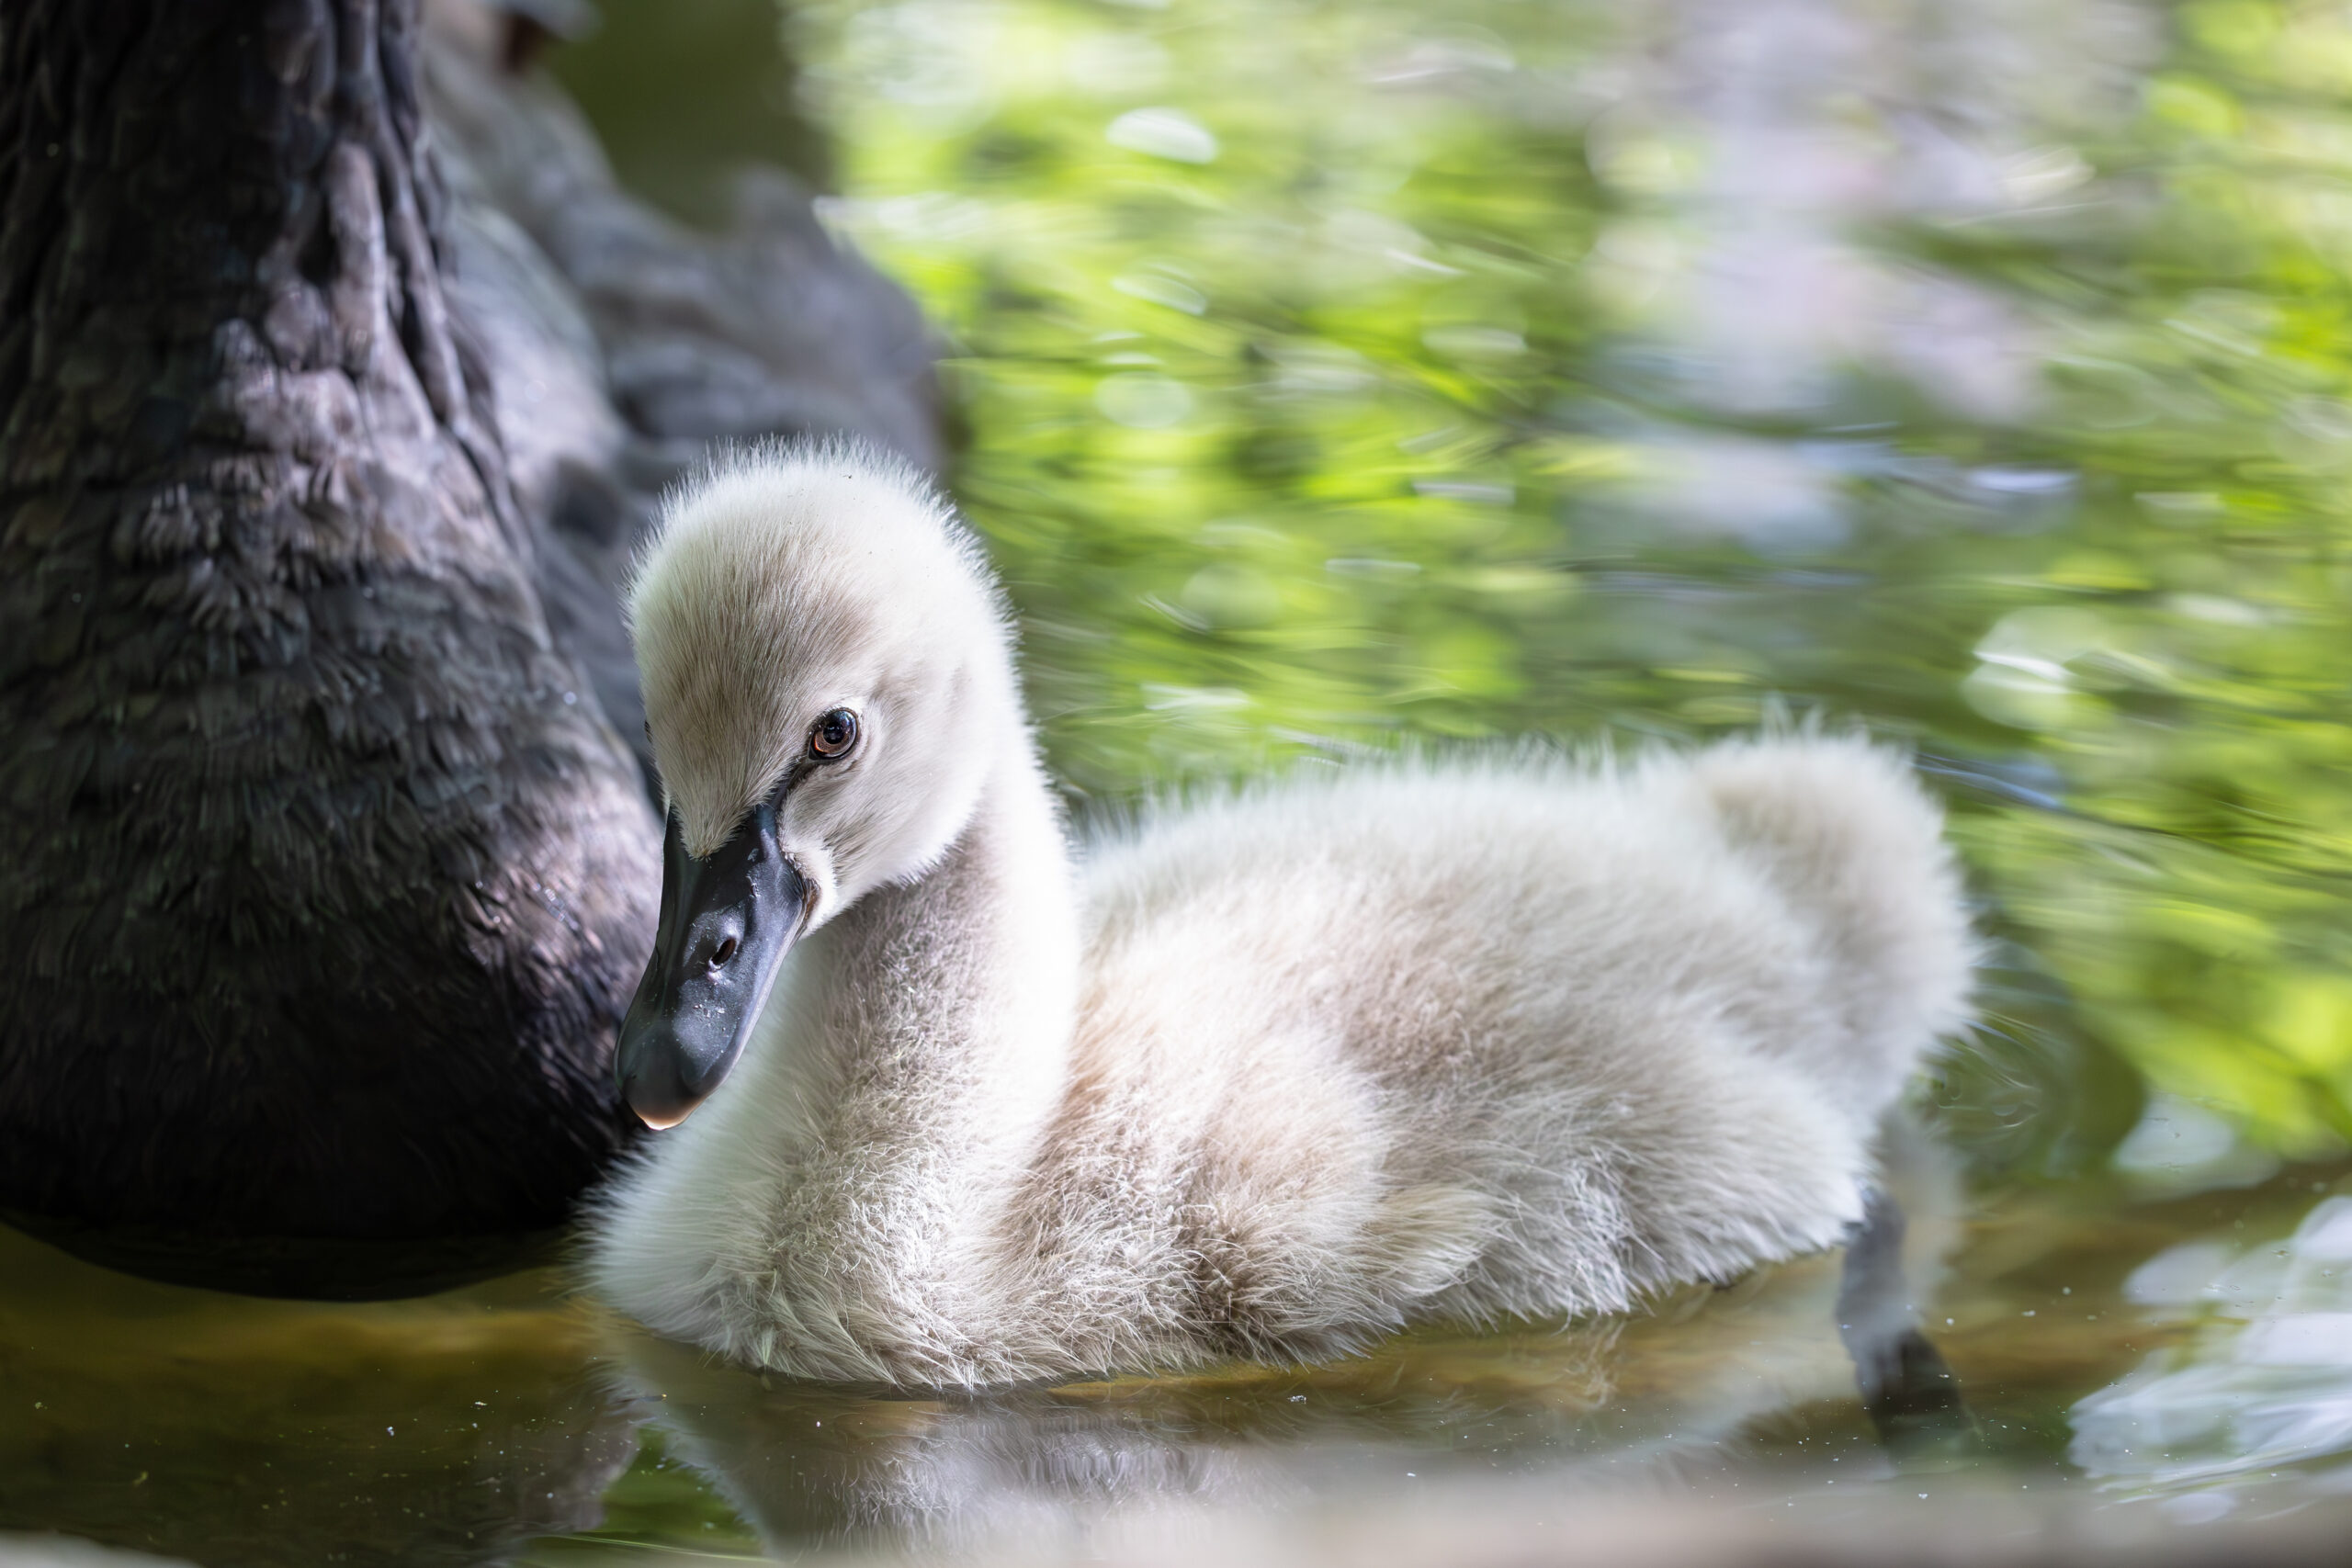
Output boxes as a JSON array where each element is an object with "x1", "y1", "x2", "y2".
[{"x1": 584, "y1": 438, "x2": 1975, "y2": 1388}]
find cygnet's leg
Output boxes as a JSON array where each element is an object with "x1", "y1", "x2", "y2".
[{"x1": 1836, "y1": 1188, "x2": 1980, "y2": 1460}]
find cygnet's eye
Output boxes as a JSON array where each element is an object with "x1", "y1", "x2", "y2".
[{"x1": 808, "y1": 708, "x2": 859, "y2": 761}]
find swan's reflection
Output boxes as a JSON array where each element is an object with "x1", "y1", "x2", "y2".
[
  {"x1": 0, "y1": 1224, "x2": 637, "y2": 1568},
  {"x1": 2073, "y1": 1194, "x2": 2352, "y2": 1498},
  {"x1": 600, "y1": 1128, "x2": 1965, "y2": 1554}
]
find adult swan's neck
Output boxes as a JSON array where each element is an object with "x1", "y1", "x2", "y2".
[{"x1": 590, "y1": 747, "x2": 1080, "y2": 1382}]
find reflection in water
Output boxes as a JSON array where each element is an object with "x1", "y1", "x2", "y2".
[
  {"x1": 786, "y1": 0, "x2": 2352, "y2": 1182},
  {"x1": 2073, "y1": 1197, "x2": 2352, "y2": 1498},
  {"x1": 2110, "y1": 1096, "x2": 2283, "y2": 1199},
  {"x1": 590, "y1": 1128, "x2": 1963, "y2": 1555},
  {"x1": 1573, "y1": 0, "x2": 2152, "y2": 434},
  {"x1": 19, "y1": 1113, "x2": 2352, "y2": 1554},
  {"x1": 0, "y1": 1226, "x2": 637, "y2": 1568},
  {"x1": 0, "y1": 1537, "x2": 192, "y2": 1568},
  {"x1": 599, "y1": 1299, "x2": 1837, "y2": 1554}
]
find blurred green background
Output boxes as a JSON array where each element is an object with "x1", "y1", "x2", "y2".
[
  {"x1": 556, "y1": 0, "x2": 2352, "y2": 1185},
  {"x1": 8, "y1": 6, "x2": 2348, "y2": 1561}
]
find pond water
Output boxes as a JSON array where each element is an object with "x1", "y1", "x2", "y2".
[
  {"x1": 14, "y1": 1143, "x2": 2352, "y2": 1561},
  {"x1": 12, "y1": 0, "x2": 2352, "y2": 1560}
]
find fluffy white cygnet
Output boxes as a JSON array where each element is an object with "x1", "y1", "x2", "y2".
[{"x1": 584, "y1": 438, "x2": 1974, "y2": 1388}]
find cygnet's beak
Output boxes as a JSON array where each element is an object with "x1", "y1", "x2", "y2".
[{"x1": 616, "y1": 800, "x2": 810, "y2": 1129}]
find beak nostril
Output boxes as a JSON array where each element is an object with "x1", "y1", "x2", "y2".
[{"x1": 710, "y1": 936, "x2": 739, "y2": 969}]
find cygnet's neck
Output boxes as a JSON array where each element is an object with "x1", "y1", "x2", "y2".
[
  {"x1": 775, "y1": 739, "x2": 1080, "y2": 1169},
  {"x1": 614, "y1": 739, "x2": 1080, "y2": 1374}
]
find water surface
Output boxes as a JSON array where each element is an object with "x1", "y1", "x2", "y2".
[{"x1": 14, "y1": 0, "x2": 2352, "y2": 1558}]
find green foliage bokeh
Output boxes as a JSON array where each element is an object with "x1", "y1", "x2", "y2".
[{"x1": 621, "y1": 0, "x2": 2352, "y2": 1177}]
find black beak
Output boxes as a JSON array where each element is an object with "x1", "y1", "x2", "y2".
[{"x1": 616, "y1": 800, "x2": 809, "y2": 1128}]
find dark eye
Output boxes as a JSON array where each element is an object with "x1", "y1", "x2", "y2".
[{"x1": 808, "y1": 707, "x2": 859, "y2": 761}]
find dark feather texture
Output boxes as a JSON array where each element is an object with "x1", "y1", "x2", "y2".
[{"x1": 0, "y1": 0, "x2": 671, "y2": 1247}]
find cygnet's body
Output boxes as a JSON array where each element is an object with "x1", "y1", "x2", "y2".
[{"x1": 586, "y1": 441, "x2": 1973, "y2": 1387}]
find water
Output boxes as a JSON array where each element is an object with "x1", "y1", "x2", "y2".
[
  {"x1": 14, "y1": 1145, "x2": 2352, "y2": 1560},
  {"x1": 775, "y1": 0, "x2": 2352, "y2": 1174},
  {"x1": 13, "y1": 0, "x2": 2352, "y2": 1558}
]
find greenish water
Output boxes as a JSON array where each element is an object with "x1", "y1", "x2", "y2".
[
  {"x1": 14, "y1": 1150, "x2": 2352, "y2": 1561},
  {"x1": 777, "y1": 0, "x2": 2352, "y2": 1170},
  {"x1": 13, "y1": 0, "x2": 2352, "y2": 1559}
]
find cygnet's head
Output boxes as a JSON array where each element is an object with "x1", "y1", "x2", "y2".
[{"x1": 616, "y1": 437, "x2": 1020, "y2": 1127}]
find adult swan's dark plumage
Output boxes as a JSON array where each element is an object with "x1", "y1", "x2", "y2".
[{"x1": 0, "y1": 0, "x2": 935, "y2": 1282}]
